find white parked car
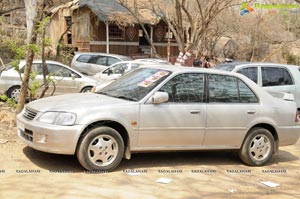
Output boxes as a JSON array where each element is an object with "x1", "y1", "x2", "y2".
[
  {"x1": 93, "y1": 61, "x2": 145, "y2": 82},
  {"x1": 92, "y1": 61, "x2": 160, "y2": 92},
  {"x1": 0, "y1": 60, "x2": 97, "y2": 101},
  {"x1": 134, "y1": 58, "x2": 171, "y2": 65},
  {"x1": 215, "y1": 62, "x2": 300, "y2": 111},
  {"x1": 71, "y1": 52, "x2": 132, "y2": 76},
  {"x1": 17, "y1": 65, "x2": 300, "y2": 171}
]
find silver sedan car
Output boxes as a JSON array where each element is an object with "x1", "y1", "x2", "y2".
[
  {"x1": 17, "y1": 65, "x2": 300, "y2": 171},
  {"x1": 71, "y1": 52, "x2": 132, "y2": 76},
  {"x1": 93, "y1": 60, "x2": 147, "y2": 82},
  {"x1": 0, "y1": 60, "x2": 97, "y2": 101}
]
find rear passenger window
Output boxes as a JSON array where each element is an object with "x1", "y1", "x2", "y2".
[
  {"x1": 208, "y1": 75, "x2": 239, "y2": 103},
  {"x1": 262, "y1": 67, "x2": 293, "y2": 86},
  {"x1": 238, "y1": 80, "x2": 258, "y2": 103},
  {"x1": 208, "y1": 74, "x2": 258, "y2": 103},
  {"x1": 237, "y1": 67, "x2": 258, "y2": 83},
  {"x1": 76, "y1": 55, "x2": 91, "y2": 63}
]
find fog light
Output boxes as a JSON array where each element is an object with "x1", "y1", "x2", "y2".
[{"x1": 36, "y1": 134, "x2": 48, "y2": 143}]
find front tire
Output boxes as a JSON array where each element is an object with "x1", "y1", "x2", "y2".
[
  {"x1": 239, "y1": 127, "x2": 274, "y2": 166},
  {"x1": 7, "y1": 86, "x2": 21, "y2": 102},
  {"x1": 76, "y1": 126, "x2": 124, "y2": 171},
  {"x1": 80, "y1": 86, "x2": 92, "y2": 93}
]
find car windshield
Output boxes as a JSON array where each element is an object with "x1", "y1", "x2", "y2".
[{"x1": 98, "y1": 68, "x2": 172, "y2": 101}]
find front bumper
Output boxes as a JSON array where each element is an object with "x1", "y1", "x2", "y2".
[{"x1": 17, "y1": 113, "x2": 85, "y2": 155}]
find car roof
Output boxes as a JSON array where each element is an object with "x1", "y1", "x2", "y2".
[
  {"x1": 216, "y1": 61, "x2": 300, "y2": 70},
  {"x1": 18, "y1": 60, "x2": 68, "y2": 66},
  {"x1": 74, "y1": 52, "x2": 131, "y2": 59},
  {"x1": 109, "y1": 60, "x2": 163, "y2": 66},
  {"x1": 139, "y1": 64, "x2": 243, "y2": 76}
]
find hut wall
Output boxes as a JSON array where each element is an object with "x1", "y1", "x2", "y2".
[
  {"x1": 50, "y1": 10, "x2": 68, "y2": 53},
  {"x1": 72, "y1": 7, "x2": 92, "y2": 51},
  {"x1": 89, "y1": 21, "x2": 140, "y2": 56}
]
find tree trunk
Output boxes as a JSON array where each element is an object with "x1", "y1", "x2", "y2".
[
  {"x1": 39, "y1": 24, "x2": 49, "y2": 99},
  {"x1": 16, "y1": 0, "x2": 46, "y2": 113}
]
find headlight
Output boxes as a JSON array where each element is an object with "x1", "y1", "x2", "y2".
[{"x1": 38, "y1": 112, "x2": 76, "y2": 126}]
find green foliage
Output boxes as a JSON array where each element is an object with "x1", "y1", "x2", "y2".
[
  {"x1": 2, "y1": 39, "x2": 26, "y2": 61},
  {"x1": 43, "y1": 38, "x2": 52, "y2": 47},
  {"x1": 0, "y1": 94, "x2": 8, "y2": 102},
  {"x1": 29, "y1": 71, "x2": 41, "y2": 98},
  {"x1": 29, "y1": 80, "x2": 41, "y2": 98},
  {"x1": 37, "y1": 16, "x2": 50, "y2": 34},
  {"x1": 30, "y1": 71, "x2": 38, "y2": 80},
  {"x1": 7, "y1": 98, "x2": 17, "y2": 109},
  {"x1": 28, "y1": 44, "x2": 40, "y2": 53},
  {"x1": 11, "y1": 60, "x2": 20, "y2": 71},
  {"x1": 0, "y1": 94, "x2": 16, "y2": 108},
  {"x1": 47, "y1": 72, "x2": 54, "y2": 84}
]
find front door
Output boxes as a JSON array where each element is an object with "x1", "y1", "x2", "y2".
[{"x1": 139, "y1": 73, "x2": 207, "y2": 148}]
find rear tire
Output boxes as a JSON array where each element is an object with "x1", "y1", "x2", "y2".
[
  {"x1": 239, "y1": 127, "x2": 274, "y2": 166},
  {"x1": 7, "y1": 86, "x2": 21, "y2": 102},
  {"x1": 76, "y1": 126, "x2": 124, "y2": 171}
]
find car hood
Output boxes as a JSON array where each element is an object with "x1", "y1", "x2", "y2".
[
  {"x1": 82, "y1": 74, "x2": 98, "y2": 82},
  {"x1": 26, "y1": 93, "x2": 133, "y2": 112}
]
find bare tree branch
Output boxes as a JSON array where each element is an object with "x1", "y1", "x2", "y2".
[{"x1": 0, "y1": 7, "x2": 24, "y2": 16}]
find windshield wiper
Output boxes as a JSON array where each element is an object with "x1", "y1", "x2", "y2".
[
  {"x1": 114, "y1": 95, "x2": 136, "y2": 101},
  {"x1": 98, "y1": 92, "x2": 136, "y2": 101},
  {"x1": 97, "y1": 91, "x2": 109, "y2": 96}
]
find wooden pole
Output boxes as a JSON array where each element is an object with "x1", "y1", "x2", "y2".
[
  {"x1": 105, "y1": 21, "x2": 109, "y2": 54},
  {"x1": 150, "y1": 25, "x2": 153, "y2": 57},
  {"x1": 167, "y1": 26, "x2": 171, "y2": 62}
]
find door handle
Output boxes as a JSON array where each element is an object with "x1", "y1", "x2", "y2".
[
  {"x1": 247, "y1": 110, "x2": 256, "y2": 114},
  {"x1": 190, "y1": 110, "x2": 201, "y2": 114}
]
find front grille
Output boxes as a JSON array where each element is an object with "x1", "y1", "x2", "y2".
[
  {"x1": 20, "y1": 129, "x2": 33, "y2": 142},
  {"x1": 23, "y1": 107, "x2": 38, "y2": 120}
]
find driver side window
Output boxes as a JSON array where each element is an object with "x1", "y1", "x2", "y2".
[{"x1": 159, "y1": 73, "x2": 205, "y2": 103}]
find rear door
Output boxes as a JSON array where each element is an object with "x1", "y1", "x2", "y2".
[
  {"x1": 204, "y1": 74, "x2": 260, "y2": 148},
  {"x1": 261, "y1": 66, "x2": 296, "y2": 97}
]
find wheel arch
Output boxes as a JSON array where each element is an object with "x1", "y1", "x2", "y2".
[
  {"x1": 80, "y1": 86, "x2": 93, "y2": 92},
  {"x1": 244, "y1": 123, "x2": 279, "y2": 153},
  {"x1": 76, "y1": 120, "x2": 131, "y2": 158}
]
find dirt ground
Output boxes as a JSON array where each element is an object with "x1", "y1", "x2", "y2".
[{"x1": 0, "y1": 103, "x2": 299, "y2": 199}]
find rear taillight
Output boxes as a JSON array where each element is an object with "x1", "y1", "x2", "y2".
[{"x1": 295, "y1": 111, "x2": 299, "y2": 122}]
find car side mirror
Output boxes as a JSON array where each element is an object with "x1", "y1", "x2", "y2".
[
  {"x1": 107, "y1": 69, "x2": 112, "y2": 76},
  {"x1": 71, "y1": 74, "x2": 76, "y2": 80},
  {"x1": 151, "y1": 92, "x2": 169, "y2": 104}
]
